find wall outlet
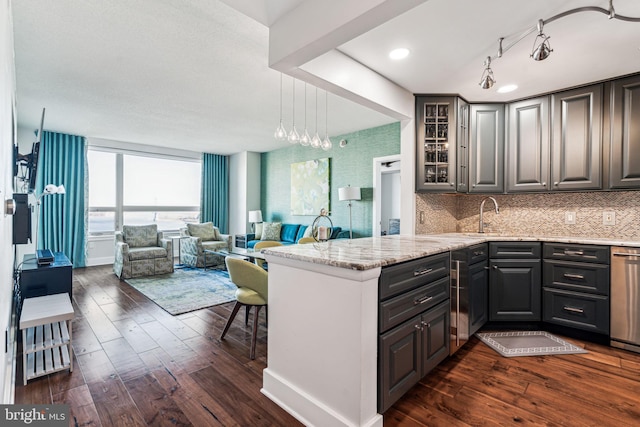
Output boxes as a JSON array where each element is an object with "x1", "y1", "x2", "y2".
[
  {"x1": 565, "y1": 211, "x2": 576, "y2": 225},
  {"x1": 603, "y1": 211, "x2": 616, "y2": 226}
]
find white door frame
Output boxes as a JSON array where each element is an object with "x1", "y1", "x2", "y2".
[{"x1": 373, "y1": 154, "x2": 401, "y2": 237}]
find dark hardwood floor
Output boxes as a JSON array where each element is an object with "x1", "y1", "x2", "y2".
[{"x1": 15, "y1": 265, "x2": 640, "y2": 426}]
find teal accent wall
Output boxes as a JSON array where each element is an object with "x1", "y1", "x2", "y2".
[{"x1": 261, "y1": 122, "x2": 400, "y2": 238}]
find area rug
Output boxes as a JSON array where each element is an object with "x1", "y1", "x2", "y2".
[
  {"x1": 125, "y1": 267, "x2": 236, "y2": 315},
  {"x1": 476, "y1": 331, "x2": 588, "y2": 358}
]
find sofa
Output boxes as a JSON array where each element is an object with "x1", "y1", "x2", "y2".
[
  {"x1": 179, "y1": 222, "x2": 232, "y2": 268},
  {"x1": 246, "y1": 223, "x2": 348, "y2": 248},
  {"x1": 114, "y1": 224, "x2": 173, "y2": 279}
]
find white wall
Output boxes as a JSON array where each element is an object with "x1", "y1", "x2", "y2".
[
  {"x1": 381, "y1": 170, "x2": 400, "y2": 234},
  {"x1": 229, "y1": 151, "x2": 260, "y2": 245},
  {"x1": 1, "y1": 0, "x2": 17, "y2": 403}
]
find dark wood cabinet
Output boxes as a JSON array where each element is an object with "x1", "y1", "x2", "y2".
[
  {"x1": 19, "y1": 252, "x2": 72, "y2": 304},
  {"x1": 415, "y1": 96, "x2": 459, "y2": 192},
  {"x1": 507, "y1": 96, "x2": 550, "y2": 192},
  {"x1": 235, "y1": 233, "x2": 254, "y2": 248},
  {"x1": 469, "y1": 104, "x2": 504, "y2": 193},
  {"x1": 551, "y1": 84, "x2": 603, "y2": 190},
  {"x1": 469, "y1": 259, "x2": 489, "y2": 335},
  {"x1": 609, "y1": 74, "x2": 640, "y2": 189},
  {"x1": 542, "y1": 243, "x2": 610, "y2": 335},
  {"x1": 489, "y1": 242, "x2": 541, "y2": 322},
  {"x1": 378, "y1": 253, "x2": 450, "y2": 412}
]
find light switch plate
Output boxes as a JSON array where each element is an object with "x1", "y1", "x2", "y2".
[
  {"x1": 565, "y1": 211, "x2": 576, "y2": 225},
  {"x1": 603, "y1": 211, "x2": 615, "y2": 226}
]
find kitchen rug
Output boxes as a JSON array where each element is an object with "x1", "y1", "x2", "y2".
[
  {"x1": 125, "y1": 267, "x2": 236, "y2": 315},
  {"x1": 476, "y1": 331, "x2": 587, "y2": 357}
]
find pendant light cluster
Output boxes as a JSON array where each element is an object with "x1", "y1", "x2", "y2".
[
  {"x1": 274, "y1": 74, "x2": 332, "y2": 151},
  {"x1": 479, "y1": 0, "x2": 640, "y2": 89}
]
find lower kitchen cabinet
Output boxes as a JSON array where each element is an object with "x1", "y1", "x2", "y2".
[
  {"x1": 469, "y1": 259, "x2": 489, "y2": 335},
  {"x1": 489, "y1": 242, "x2": 542, "y2": 321},
  {"x1": 543, "y1": 288, "x2": 609, "y2": 334},
  {"x1": 378, "y1": 300, "x2": 449, "y2": 413}
]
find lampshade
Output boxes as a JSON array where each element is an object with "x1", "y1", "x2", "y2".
[
  {"x1": 338, "y1": 186, "x2": 361, "y2": 201},
  {"x1": 248, "y1": 210, "x2": 263, "y2": 223}
]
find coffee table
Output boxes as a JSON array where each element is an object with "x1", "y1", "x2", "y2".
[{"x1": 204, "y1": 247, "x2": 266, "y2": 270}]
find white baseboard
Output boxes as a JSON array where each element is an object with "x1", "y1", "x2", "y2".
[
  {"x1": 85, "y1": 256, "x2": 114, "y2": 267},
  {"x1": 261, "y1": 368, "x2": 383, "y2": 427}
]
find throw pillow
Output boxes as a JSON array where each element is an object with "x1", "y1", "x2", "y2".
[
  {"x1": 187, "y1": 222, "x2": 220, "y2": 241},
  {"x1": 254, "y1": 222, "x2": 263, "y2": 240},
  {"x1": 123, "y1": 224, "x2": 158, "y2": 247},
  {"x1": 261, "y1": 222, "x2": 282, "y2": 241}
]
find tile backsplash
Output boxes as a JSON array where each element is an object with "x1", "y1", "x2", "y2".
[{"x1": 416, "y1": 191, "x2": 640, "y2": 240}]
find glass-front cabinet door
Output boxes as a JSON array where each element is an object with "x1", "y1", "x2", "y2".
[{"x1": 416, "y1": 96, "x2": 458, "y2": 192}]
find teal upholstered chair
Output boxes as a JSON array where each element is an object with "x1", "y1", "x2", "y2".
[
  {"x1": 113, "y1": 224, "x2": 173, "y2": 279},
  {"x1": 220, "y1": 257, "x2": 268, "y2": 360}
]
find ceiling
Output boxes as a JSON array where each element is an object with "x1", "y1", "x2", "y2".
[{"x1": 12, "y1": 0, "x2": 640, "y2": 155}]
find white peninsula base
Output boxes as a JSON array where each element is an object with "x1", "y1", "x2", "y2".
[{"x1": 261, "y1": 255, "x2": 382, "y2": 427}]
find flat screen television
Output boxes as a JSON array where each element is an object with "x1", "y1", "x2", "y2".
[{"x1": 27, "y1": 108, "x2": 45, "y2": 193}]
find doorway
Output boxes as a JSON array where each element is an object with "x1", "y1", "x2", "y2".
[{"x1": 373, "y1": 155, "x2": 401, "y2": 236}]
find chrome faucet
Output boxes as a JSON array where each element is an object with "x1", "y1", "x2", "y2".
[{"x1": 479, "y1": 196, "x2": 499, "y2": 233}]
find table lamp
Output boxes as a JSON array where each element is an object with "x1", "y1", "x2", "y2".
[
  {"x1": 248, "y1": 210, "x2": 263, "y2": 232},
  {"x1": 338, "y1": 185, "x2": 361, "y2": 239}
]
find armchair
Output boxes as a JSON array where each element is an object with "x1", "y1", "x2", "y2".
[
  {"x1": 179, "y1": 222, "x2": 232, "y2": 268},
  {"x1": 114, "y1": 224, "x2": 173, "y2": 279}
]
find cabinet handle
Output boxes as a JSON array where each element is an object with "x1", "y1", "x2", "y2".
[
  {"x1": 414, "y1": 268, "x2": 433, "y2": 277},
  {"x1": 563, "y1": 273, "x2": 585, "y2": 280},
  {"x1": 414, "y1": 295, "x2": 434, "y2": 305},
  {"x1": 542, "y1": 182, "x2": 546, "y2": 187},
  {"x1": 473, "y1": 251, "x2": 484, "y2": 256},
  {"x1": 563, "y1": 306, "x2": 584, "y2": 314},
  {"x1": 564, "y1": 250, "x2": 584, "y2": 256},
  {"x1": 450, "y1": 182, "x2": 455, "y2": 186},
  {"x1": 421, "y1": 321, "x2": 430, "y2": 328},
  {"x1": 554, "y1": 182, "x2": 559, "y2": 186},
  {"x1": 414, "y1": 324, "x2": 423, "y2": 331},
  {"x1": 492, "y1": 265, "x2": 498, "y2": 270}
]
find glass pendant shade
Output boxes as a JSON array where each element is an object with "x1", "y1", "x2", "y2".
[
  {"x1": 288, "y1": 126, "x2": 300, "y2": 144},
  {"x1": 309, "y1": 87, "x2": 321, "y2": 148},
  {"x1": 321, "y1": 90, "x2": 332, "y2": 150},
  {"x1": 300, "y1": 129, "x2": 311, "y2": 146},
  {"x1": 288, "y1": 78, "x2": 299, "y2": 143},
  {"x1": 321, "y1": 135, "x2": 332, "y2": 151},
  {"x1": 274, "y1": 73, "x2": 288, "y2": 140}
]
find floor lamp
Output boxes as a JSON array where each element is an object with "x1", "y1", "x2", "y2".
[
  {"x1": 338, "y1": 185, "x2": 361, "y2": 239},
  {"x1": 34, "y1": 184, "x2": 65, "y2": 265}
]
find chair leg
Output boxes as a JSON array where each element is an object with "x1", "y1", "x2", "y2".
[
  {"x1": 245, "y1": 305, "x2": 250, "y2": 326},
  {"x1": 250, "y1": 305, "x2": 262, "y2": 360},
  {"x1": 220, "y1": 301, "x2": 242, "y2": 340}
]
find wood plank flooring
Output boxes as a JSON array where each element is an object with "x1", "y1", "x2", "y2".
[{"x1": 15, "y1": 265, "x2": 640, "y2": 426}]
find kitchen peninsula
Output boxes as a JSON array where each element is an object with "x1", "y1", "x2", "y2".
[{"x1": 260, "y1": 233, "x2": 640, "y2": 427}]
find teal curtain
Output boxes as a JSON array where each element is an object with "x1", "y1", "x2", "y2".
[
  {"x1": 37, "y1": 131, "x2": 87, "y2": 267},
  {"x1": 201, "y1": 153, "x2": 229, "y2": 233}
]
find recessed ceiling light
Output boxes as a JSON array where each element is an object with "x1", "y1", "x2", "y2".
[
  {"x1": 497, "y1": 84, "x2": 518, "y2": 93},
  {"x1": 389, "y1": 48, "x2": 410, "y2": 60}
]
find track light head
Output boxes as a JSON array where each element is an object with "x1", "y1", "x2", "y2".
[
  {"x1": 531, "y1": 19, "x2": 553, "y2": 61},
  {"x1": 479, "y1": 56, "x2": 495, "y2": 89}
]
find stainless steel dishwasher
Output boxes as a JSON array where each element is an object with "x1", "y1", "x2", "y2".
[{"x1": 610, "y1": 246, "x2": 640, "y2": 353}]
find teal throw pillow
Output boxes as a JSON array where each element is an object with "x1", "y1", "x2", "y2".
[{"x1": 261, "y1": 222, "x2": 281, "y2": 241}]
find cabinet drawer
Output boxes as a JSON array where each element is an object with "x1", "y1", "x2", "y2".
[
  {"x1": 489, "y1": 242, "x2": 541, "y2": 259},
  {"x1": 453, "y1": 243, "x2": 488, "y2": 265},
  {"x1": 543, "y1": 260, "x2": 609, "y2": 295},
  {"x1": 379, "y1": 276, "x2": 449, "y2": 333},
  {"x1": 543, "y1": 243, "x2": 609, "y2": 264},
  {"x1": 379, "y1": 252, "x2": 449, "y2": 300},
  {"x1": 543, "y1": 288, "x2": 609, "y2": 335}
]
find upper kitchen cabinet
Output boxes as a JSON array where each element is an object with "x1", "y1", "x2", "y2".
[
  {"x1": 415, "y1": 96, "x2": 459, "y2": 192},
  {"x1": 507, "y1": 96, "x2": 550, "y2": 192},
  {"x1": 469, "y1": 104, "x2": 504, "y2": 193},
  {"x1": 609, "y1": 75, "x2": 640, "y2": 189},
  {"x1": 550, "y1": 84, "x2": 603, "y2": 191}
]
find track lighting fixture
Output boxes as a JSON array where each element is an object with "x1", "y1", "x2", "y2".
[
  {"x1": 479, "y1": 56, "x2": 495, "y2": 89},
  {"x1": 479, "y1": 0, "x2": 640, "y2": 90},
  {"x1": 530, "y1": 19, "x2": 552, "y2": 61}
]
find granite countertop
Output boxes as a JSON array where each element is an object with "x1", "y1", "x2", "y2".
[{"x1": 262, "y1": 233, "x2": 640, "y2": 271}]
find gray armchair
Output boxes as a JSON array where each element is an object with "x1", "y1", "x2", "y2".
[
  {"x1": 113, "y1": 224, "x2": 173, "y2": 279},
  {"x1": 179, "y1": 222, "x2": 231, "y2": 268}
]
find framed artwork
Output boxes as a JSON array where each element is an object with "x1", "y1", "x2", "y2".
[{"x1": 291, "y1": 158, "x2": 330, "y2": 215}]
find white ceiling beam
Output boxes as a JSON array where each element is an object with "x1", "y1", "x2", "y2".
[{"x1": 269, "y1": 0, "x2": 426, "y2": 119}]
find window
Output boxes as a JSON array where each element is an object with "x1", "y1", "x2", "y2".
[{"x1": 87, "y1": 148, "x2": 201, "y2": 235}]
